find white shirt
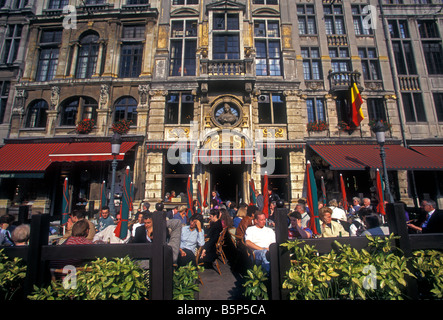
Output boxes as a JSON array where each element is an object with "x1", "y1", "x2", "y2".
[
  {"x1": 245, "y1": 225, "x2": 276, "y2": 249},
  {"x1": 300, "y1": 212, "x2": 310, "y2": 229},
  {"x1": 330, "y1": 206, "x2": 348, "y2": 222}
]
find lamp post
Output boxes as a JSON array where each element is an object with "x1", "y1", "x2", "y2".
[
  {"x1": 109, "y1": 133, "x2": 122, "y2": 216},
  {"x1": 372, "y1": 121, "x2": 394, "y2": 203}
]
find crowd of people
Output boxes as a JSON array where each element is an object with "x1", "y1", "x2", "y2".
[{"x1": 1, "y1": 190, "x2": 443, "y2": 276}]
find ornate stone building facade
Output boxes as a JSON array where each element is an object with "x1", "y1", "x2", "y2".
[{"x1": 0, "y1": 0, "x2": 442, "y2": 216}]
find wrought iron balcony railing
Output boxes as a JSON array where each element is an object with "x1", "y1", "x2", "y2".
[{"x1": 328, "y1": 70, "x2": 361, "y2": 91}]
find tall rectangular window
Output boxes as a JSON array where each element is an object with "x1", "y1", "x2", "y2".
[
  {"x1": 213, "y1": 13, "x2": 240, "y2": 60},
  {"x1": 306, "y1": 98, "x2": 326, "y2": 123},
  {"x1": 47, "y1": 0, "x2": 69, "y2": 9},
  {"x1": 433, "y1": 93, "x2": 443, "y2": 122},
  {"x1": 358, "y1": 47, "x2": 380, "y2": 80},
  {"x1": 352, "y1": 5, "x2": 373, "y2": 36},
  {"x1": 297, "y1": 4, "x2": 317, "y2": 35},
  {"x1": 119, "y1": 25, "x2": 145, "y2": 78},
  {"x1": 254, "y1": 20, "x2": 282, "y2": 76},
  {"x1": 324, "y1": 4, "x2": 345, "y2": 35},
  {"x1": 170, "y1": 20, "x2": 197, "y2": 76},
  {"x1": 419, "y1": 20, "x2": 443, "y2": 75},
  {"x1": 389, "y1": 20, "x2": 417, "y2": 75},
  {"x1": 258, "y1": 93, "x2": 286, "y2": 124},
  {"x1": 36, "y1": 30, "x2": 62, "y2": 81},
  {"x1": 367, "y1": 98, "x2": 387, "y2": 122},
  {"x1": 301, "y1": 47, "x2": 322, "y2": 80},
  {"x1": 402, "y1": 92, "x2": 426, "y2": 122},
  {"x1": 0, "y1": 81, "x2": 10, "y2": 124},
  {"x1": 1, "y1": 24, "x2": 22, "y2": 64},
  {"x1": 166, "y1": 93, "x2": 194, "y2": 125}
]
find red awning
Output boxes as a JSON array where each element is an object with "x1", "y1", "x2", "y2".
[
  {"x1": 0, "y1": 143, "x2": 68, "y2": 172},
  {"x1": 410, "y1": 146, "x2": 443, "y2": 166},
  {"x1": 310, "y1": 144, "x2": 442, "y2": 170},
  {"x1": 49, "y1": 141, "x2": 138, "y2": 162}
]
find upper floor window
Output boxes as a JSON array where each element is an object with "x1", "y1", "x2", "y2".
[
  {"x1": 306, "y1": 98, "x2": 326, "y2": 123},
  {"x1": 114, "y1": 97, "x2": 138, "y2": 124},
  {"x1": 402, "y1": 92, "x2": 426, "y2": 123},
  {"x1": 172, "y1": 0, "x2": 198, "y2": 4},
  {"x1": 329, "y1": 47, "x2": 350, "y2": 73},
  {"x1": 170, "y1": 20, "x2": 197, "y2": 76},
  {"x1": 76, "y1": 33, "x2": 99, "y2": 79},
  {"x1": 389, "y1": 20, "x2": 417, "y2": 75},
  {"x1": 367, "y1": 98, "x2": 387, "y2": 122},
  {"x1": 11, "y1": 0, "x2": 28, "y2": 9},
  {"x1": 85, "y1": 0, "x2": 105, "y2": 4},
  {"x1": 36, "y1": 30, "x2": 62, "y2": 81},
  {"x1": 255, "y1": 20, "x2": 282, "y2": 76},
  {"x1": 60, "y1": 97, "x2": 98, "y2": 126},
  {"x1": 48, "y1": 0, "x2": 69, "y2": 9},
  {"x1": 418, "y1": 20, "x2": 443, "y2": 75},
  {"x1": 212, "y1": 12, "x2": 240, "y2": 60},
  {"x1": 352, "y1": 5, "x2": 373, "y2": 36},
  {"x1": 1, "y1": 25, "x2": 23, "y2": 64},
  {"x1": 166, "y1": 93, "x2": 194, "y2": 125},
  {"x1": 297, "y1": 4, "x2": 317, "y2": 35},
  {"x1": 258, "y1": 93, "x2": 286, "y2": 124},
  {"x1": 301, "y1": 47, "x2": 322, "y2": 80},
  {"x1": 119, "y1": 25, "x2": 145, "y2": 78},
  {"x1": 253, "y1": 0, "x2": 278, "y2": 4},
  {"x1": 25, "y1": 100, "x2": 48, "y2": 128},
  {"x1": 0, "y1": 81, "x2": 10, "y2": 124},
  {"x1": 127, "y1": 0, "x2": 149, "y2": 4},
  {"x1": 358, "y1": 47, "x2": 380, "y2": 80},
  {"x1": 324, "y1": 4, "x2": 345, "y2": 35}
]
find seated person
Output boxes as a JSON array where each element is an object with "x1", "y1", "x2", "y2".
[
  {"x1": 178, "y1": 215, "x2": 205, "y2": 266},
  {"x1": 61, "y1": 209, "x2": 96, "y2": 242},
  {"x1": 172, "y1": 205, "x2": 188, "y2": 225},
  {"x1": 132, "y1": 211, "x2": 182, "y2": 265},
  {"x1": 200, "y1": 209, "x2": 223, "y2": 268},
  {"x1": 97, "y1": 206, "x2": 114, "y2": 232},
  {"x1": 288, "y1": 211, "x2": 311, "y2": 239},
  {"x1": 11, "y1": 224, "x2": 30, "y2": 246},
  {"x1": 245, "y1": 211, "x2": 276, "y2": 273},
  {"x1": 319, "y1": 206, "x2": 349, "y2": 238},
  {"x1": 361, "y1": 214, "x2": 389, "y2": 236},
  {"x1": 235, "y1": 205, "x2": 257, "y2": 243}
]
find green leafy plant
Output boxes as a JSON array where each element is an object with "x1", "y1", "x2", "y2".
[
  {"x1": 173, "y1": 262, "x2": 202, "y2": 300},
  {"x1": 412, "y1": 249, "x2": 443, "y2": 299},
  {"x1": 243, "y1": 264, "x2": 269, "y2": 300},
  {"x1": 28, "y1": 256, "x2": 149, "y2": 300},
  {"x1": 0, "y1": 249, "x2": 27, "y2": 300},
  {"x1": 281, "y1": 235, "x2": 416, "y2": 300}
]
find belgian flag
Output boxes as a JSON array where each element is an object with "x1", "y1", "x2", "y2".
[{"x1": 350, "y1": 81, "x2": 364, "y2": 127}]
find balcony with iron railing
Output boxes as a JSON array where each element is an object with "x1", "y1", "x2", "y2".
[{"x1": 328, "y1": 70, "x2": 362, "y2": 92}]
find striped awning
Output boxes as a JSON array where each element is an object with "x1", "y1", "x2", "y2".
[
  {"x1": 309, "y1": 143, "x2": 442, "y2": 170},
  {"x1": 49, "y1": 141, "x2": 138, "y2": 162},
  {"x1": 409, "y1": 146, "x2": 443, "y2": 166},
  {"x1": 0, "y1": 142, "x2": 68, "y2": 172}
]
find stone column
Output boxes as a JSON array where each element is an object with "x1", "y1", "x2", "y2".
[
  {"x1": 145, "y1": 151, "x2": 163, "y2": 202},
  {"x1": 97, "y1": 84, "x2": 110, "y2": 135},
  {"x1": 68, "y1": 41, "x2": 79, "y2": 78},
  {"x1": 136, "y1": 84, "x2": 150, "y2": 135},
  {"x1": 285, "y1": 90, "x2": 306, "y2": 140},
  {"x1": 398, "y1": 170, "x2": 413, "y2": 206},
  {"x1": 289, "y1": 149, "x2": 306, "y2": 207},
  {"x1": 147, "y1": 90, "x2": 167, "y2": 140}
]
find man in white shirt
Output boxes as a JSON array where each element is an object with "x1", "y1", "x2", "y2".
[
  {"x1": 329, "y1": 199, "x2": 348, "y2": 222},
  {"x1": 245, "y1": 211, "x2": 276, "y2": 273}
]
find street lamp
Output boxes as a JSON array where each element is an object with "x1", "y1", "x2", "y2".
[
  {"x1": 109, "y1": 133, "x2": 122, "y2": 216},
  {"x1": 372, "y1": 121, "x2": 394, "y2": 203}
]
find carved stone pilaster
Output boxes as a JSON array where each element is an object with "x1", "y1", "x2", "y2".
[
  {"x1": 99, "y1": 84, "x2": 110, "y2": 109},
  {"x1": 50, "y1": 86, "x2": 60, "y2": 110}
]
